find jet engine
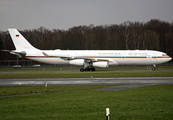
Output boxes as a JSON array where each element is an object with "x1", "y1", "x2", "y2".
[
  {"x1": 93, "y1": 61, "x2": 108, "y2": 68},
  {"x1": 69, "y1": 59, "x2": 84, "y2": 66}
]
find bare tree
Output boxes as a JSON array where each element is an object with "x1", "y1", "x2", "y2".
[{"x1": 119, "y1": 21, "x2": 131, "y2": 49}]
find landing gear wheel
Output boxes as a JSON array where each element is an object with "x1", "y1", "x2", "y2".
[
  {"x1": 152, "y1": 67, "x2": 156, "y2": 71},
  {"x1": 85, "y1": 68, "x2": 90, "y2": 71},
  {"x1": 91, "y1": 68, "x2": 95, "y2": 71},
  {"x1": 80, "y1": 68, "x2": 84, "y2": 72},
  {"x1": 80, "y1": 67, "x2": 95, "y2": 72}
]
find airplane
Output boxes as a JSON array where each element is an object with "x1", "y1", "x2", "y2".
[{"x1": 2, "y1": 28, "x2": 172, "y2": 72}]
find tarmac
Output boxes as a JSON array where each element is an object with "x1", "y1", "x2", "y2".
[{"x1": 0, "y1": 77, "x2": 173, "y2": 91}]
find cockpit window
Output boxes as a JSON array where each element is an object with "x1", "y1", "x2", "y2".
[{"x1": 162, "y1": 54, "x2": 168, "y2": 56}]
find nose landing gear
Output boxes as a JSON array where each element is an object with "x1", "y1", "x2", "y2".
[{"x1": 152, "y1": 64, "x2": 156, "y2": 71}]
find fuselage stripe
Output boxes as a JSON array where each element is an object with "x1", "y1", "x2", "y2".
[{"x1": 25, "y1": 56, "x2": 171, "y2": 59}]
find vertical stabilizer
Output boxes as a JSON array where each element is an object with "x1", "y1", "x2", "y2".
[{"x1": 8, "y1": 29, "x2": 37, "y2": 50}]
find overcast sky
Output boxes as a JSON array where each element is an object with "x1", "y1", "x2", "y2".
[{"x1": 0, "y1": 0, "x2": 173, "y2": 31}]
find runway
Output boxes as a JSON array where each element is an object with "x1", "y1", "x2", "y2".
[{"x1": 0, "y1": 77, "x2": 173, "y2": 91}]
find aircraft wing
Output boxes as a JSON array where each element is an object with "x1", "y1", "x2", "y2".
[
  {"x1": 58, "y1": 56, "x2": 118, "y2": 66},
  {"x1": 42, "y1": 52, "x2": 75, "y2": 60},
  {"x1": 60, "y1": 56, "x2": 114, "y2": 63},
  {"x1": 77, "y1": 57, "x2": 110, "y2": 62},
  {"x1": 42, "y1": 52, "x2": 114, "y2": 62}
]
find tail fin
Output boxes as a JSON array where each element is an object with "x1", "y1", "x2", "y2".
[{"x1": 8, "y1": 28, "x2": 37, "y2": 50}]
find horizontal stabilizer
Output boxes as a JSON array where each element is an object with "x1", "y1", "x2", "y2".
[
  {"x1": 2, "y1": 50, "x2": 26, "y2": 57},
  {"x1": 11, "y1": 51, "x2": 26, "y2": 57}
]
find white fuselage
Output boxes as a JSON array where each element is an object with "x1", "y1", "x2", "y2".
[{"x1": 23, "y1": 49, "x2": 171, "y2": 66}]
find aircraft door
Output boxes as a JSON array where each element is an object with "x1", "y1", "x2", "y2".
[
  {"x1": 153, "y1": 52, "x2": 157, "y2": 59},
  {"x1": 37, "y1": 51, "x2": 42, "y2": 58},
  {"x1": 147, "y1": 55, "x2": 152, "y2": 62},
  {"x1": 121, "y1": 53, "x2": 126, "y2": 59}
]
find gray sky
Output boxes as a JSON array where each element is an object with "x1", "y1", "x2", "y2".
[{"x1": 0, "y1": 0, "x2": 173, "y2": 31}]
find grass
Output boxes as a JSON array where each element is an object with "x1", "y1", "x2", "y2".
[
  {"x1": 0, "y1": 70, "x2": 173, "y2": 79},
  {"x1": 0, "y1": 85, "x2": 173, "y2": 120},
  {"x1": 0, "y1": 66, "x2": 79, "y2": 72},
  {"x1": 0, "y1": 66, "x2": 172, "y2": 79},
  {"x1": 0, "y1": 85, "x2": 114, "y2": 96},
  {"x1": 0, "y1": 66, "x2": 172, "y2": 119},
  {"x1": 0, "y1": 65, "x2": 173, "y2": 72}
]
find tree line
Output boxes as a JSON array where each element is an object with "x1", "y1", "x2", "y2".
[{"x1": 0, "y1": 19, "x2": 173, "y2": 60}]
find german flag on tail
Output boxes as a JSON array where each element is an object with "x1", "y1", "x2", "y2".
[{"x1": 16, "y1": 35, "x2": 19, "y2": 37}]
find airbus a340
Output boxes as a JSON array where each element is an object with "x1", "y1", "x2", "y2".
[{"x1": 3, "y1": 29, "x2": 172, "y2": 71}]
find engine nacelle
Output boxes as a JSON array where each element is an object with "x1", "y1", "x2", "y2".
[
  {"x1": 93, "y1": 61, "x2": 108, "y2": 68},
  {"x1": 69, "y1": 59, "x2": 84, "y2": 66}
]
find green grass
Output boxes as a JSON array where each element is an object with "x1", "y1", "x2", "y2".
[
  {"x1": 0, "y1": 65, "x2": 172, "y2": 72},
  {"x1": 0, "y1": 85, "x2": 173, "y2": 120},
  {"x1": 0, "y1": 66, "x2": 79, "y2": 72},
  {"x1": 0, "y1": 85, "x2": 114, "y2": 96},
  {"x1": 0, "y1": 70, "x2": 173, "y2": 79},
  {"x1": 0, "y1": 66, "x2": 172, "y2": 79}
]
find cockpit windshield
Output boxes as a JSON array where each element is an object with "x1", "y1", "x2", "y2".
[{"x1": 162, "y1": 54, "x2": 169, "y2": 57}]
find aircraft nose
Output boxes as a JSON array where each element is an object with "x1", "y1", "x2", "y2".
[{"x1": 168, "y1": 56, "x2": 172, "y2": 62}]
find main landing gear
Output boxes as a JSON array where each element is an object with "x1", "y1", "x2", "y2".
[{"x1": 80, "y1": 67, "x2": 95, "y2": 72}]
